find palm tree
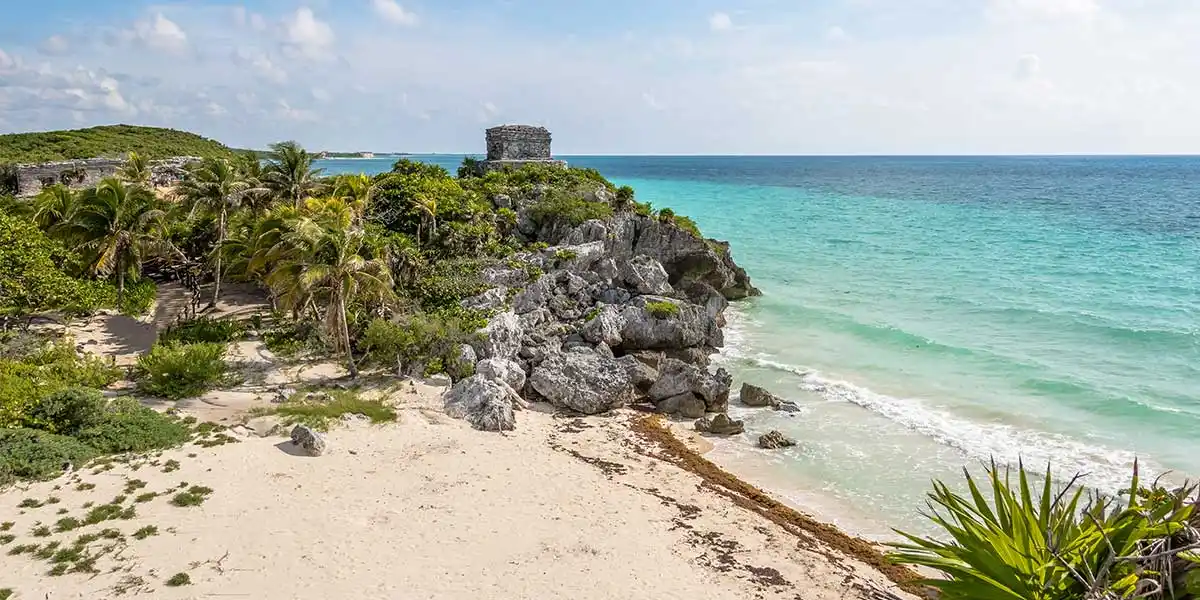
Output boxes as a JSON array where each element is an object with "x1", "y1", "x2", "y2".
[
  {"x1": 67, "y1": 178, "x2": 171, "y2": 305},
  {"x1": 118, "y1": 151, "x2": 151, "y2": 184},
  {"x1": 266, "y1": 208, "x2": 394, "y2": 377},
  {"x1": 410, "y1": 194, "x2": 438, "y2": 247},
  {"x1": 332, "y1": 173, "x2": 374, "y2": 223},
  {"x1": 176, "y1": 158, "x2": 258, "y2": 306},
  {"x1": 263, "y1": 141, "x2": 324, "y2": 208},
  {"x1": 30, "y1": 184, "x2": 78, "y2": 232}
]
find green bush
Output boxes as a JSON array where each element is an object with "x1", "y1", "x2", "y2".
[
  {"x1": 159, "y1": 317, "x2": 244, "y2": 345},
  {"x1": 24, "y1": 387, "x2": 107, "y2": 435},
  {"x1": 0, "y1": 428, "x2": 98, "y2": 486},
  {"x1": 407, "y1": 259, "x2": 490, "y2": 313},
  {"x1": 362, "y1": 312, "x2": 481, "y2": 374},
  {"x1": 74, "y1": 398, "x2": 190, "y2": 454},
  {"x1": 0, "y1": 342, "x2": 121, "y2": 429},
  {"x1": 645, "y1": 301, "x2": 680, "y2": 319},
  {"x1": 134, "y1": 342, "x2": 229, "y2": 399},
  {"x1": 262, "y1": 389, "x2": 397, "y2": 431},
  {"x1": 553, "y1": 248, "x2": 578, "y2": 261},
  {"x1": 262, "y1": 317, "x2": 324, "y2": 358},
  {"x1": 0, "y1": 125, "x2": 236, "y2": 163},
  {"x1": 113, "y1": 280, "x2": 157, "y2": 316},
  {"x1": 529, "y1": 192, "x2": 613, "y2": 227},
  {"x1": 889, "y1": 462, "x2": 1200, "y2": 600}
]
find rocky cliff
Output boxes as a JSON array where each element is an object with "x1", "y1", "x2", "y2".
[{"x1": 443, "y1": 182, "x2": 760, "y2": 431}]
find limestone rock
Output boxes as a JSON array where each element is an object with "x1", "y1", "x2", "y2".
[
  {"x1": 758, "y1": 430, "x2": 796, "y2": 449},
  {"x1": 580, "y1": 305, "x2": 624, "y2": 347},
  {"x1": 446, "y1": 344, "x2": 478, "y2": 381},
  {"x1": 477, "y1": 311, "x2": 523, "y2": 359},
  {"x1": 647, "y1": 359, "x2": 732, "y2": 413},
  {"x1": 776, "y1": 400, "x2": 802, "y2": 414},
  {"x1": 694, "y1": 413, "x2": 744, "y2": 436},
  {"x1": 618, "y1": 296, "x2": 723, "y2": 351},
  {"x1": 461, "y1": 287, "x2": 508, "y2": 312},
  {"x1": 529, "y1": 352, "x2": 634, "y2": 415},
  {"x1": 564, "y1": 220, "x2": 609, "y2": 245},
  {"x1": 673, "y1": 393, "x2": 707, "y2": 419},
  {"x1": 290, "y1": 425, "x2": 327, "y2": 456},
  {"x1": 617, "y1": 355, "x2": 657, "y2": 393},
  {"x1": 620, "y1": 255, "x2": 673, "y2": 296},
  {"x1": 443, "y1": 375, "x2": 516, "y2": 431},
  {"x1": 740, "y1": 383, "x2": 783, "y2": 408},
  {"x1": 475, "y1": 357, "x2": 527, "y2": 391}
]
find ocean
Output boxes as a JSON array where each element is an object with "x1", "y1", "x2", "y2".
[{"x1": 319, "y1": 155, "x2": 1200, "y2": 539}]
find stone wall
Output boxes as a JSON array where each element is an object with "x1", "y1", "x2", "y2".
[
  {"x1": 485, "y1": 125, "x2": 553, "y2": 161},
  {"x1": 13, "y1": 156, "x2": 201, "y2": 197}
]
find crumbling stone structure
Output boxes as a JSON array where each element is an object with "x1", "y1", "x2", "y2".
[
  {"x1": 13, "y1": 156, "x2": 201, "y2": 197},
  {"x1": 482, "y1": 125, "x2": 566, "y2": 172}
]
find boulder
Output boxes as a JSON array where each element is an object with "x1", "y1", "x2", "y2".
[
  {"x1": 594, "y1": 342, "x2": 615, "y2": 359},
  {"x1": 529, "y1": 352, "x2": 634, "y2": 415},
  {"x1": 629, "y1": 216, "x2": 760, "y2": 301},
  {"x1": 477, "y1": 311, "x2": 523, "y2": 359},
  {"x1": 648, "y1": 359, "x2": 731, "y2": 413},
  {"x1": 694, "y1": 413, "x2": 744, "y2": 436},
  {"x1": 776, "y1": 400, "x2": 802, "y2": 414},
  {"x1": 617, "y1": 355, "x2": 657, "y2": 393},
  {"x1": 656, "y1": 395, "x2": 681, "y2": 414},
  {"x1": 618, "y1": 296, "x2": 723, "y2": 351},
  {"x1": 580, "y1": 305, "x2": 624, "y2": 347},
  {"x1": 758, "y1": 430, "x2": 796, "y2": 449},
  {"x1": 443, "y1": 375, "x2": 517, "y2": 432},
  {"x1": 629, "y1": 351, "x2": 664, "y2": 370},
  {"x1": 664, "y1": 347, "x2": 712, "y2": 367},
  {"x1": 620, "y1": 255, "x2": 673, "y2": 296},
  {"x1": 563, "y1": 220, "x2": 609, "y2": 245},
  {"x1": 290, "y1": 425, "x2": 327, "y2": 456},
  {"x1": 740, "y1": 383, "x2": 783, "y2": 408},
  {"x1": 475, "y1": 357, "x2": 527, "y2": 391},
  {"x1": 593, "y1": 258, "x2": 619, "y2": 282},
  {"x1": 461, "y1": 287, "x2": 508, "y2": 312},
  {"x1": 674, "y1": 393, "x2": 707, "y2": 419},
  {"x1": 546, "y1": 241, "x2": 607, "y2": 272},
  {"x1": 512, "y1": 276, "x2": 553, "y2": 314}
]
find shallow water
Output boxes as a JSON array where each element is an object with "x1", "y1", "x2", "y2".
[{"x1": 320, "y1": 155, "x2": 1200, "y2": 538}]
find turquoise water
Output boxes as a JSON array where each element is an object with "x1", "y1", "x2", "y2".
[{"x1": 321, "y1": 155, "x2": 1200, "y2": 537}]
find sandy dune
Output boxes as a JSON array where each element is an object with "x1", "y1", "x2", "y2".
[{"x1": 0, "y1": 383, "x2": 913, "y2": 600}]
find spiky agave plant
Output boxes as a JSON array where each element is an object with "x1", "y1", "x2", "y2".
[{"x1": 889, "y1": 460, "x2": 1199, "y2": 600}]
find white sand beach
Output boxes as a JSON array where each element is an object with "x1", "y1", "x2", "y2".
[{"x1": 0, "y1": 378, "x2": 916, "y2": 600}]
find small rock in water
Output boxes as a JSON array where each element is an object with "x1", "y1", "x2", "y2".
[
  {"x1": 740, "y1": 383, "x2": 783, "y2": 408},
  {"x1": 775, "y1": 400, "x2": 802, "y2": 414},
  {"x1": 290, "y1": 425, "x2": 328, "y2": 456},
  {"x1": 694, "y1": 413, "x2": 744, "y2": 436},
  {"x1": 757, "y1": 430, "x2": 796, "y2": 449}
]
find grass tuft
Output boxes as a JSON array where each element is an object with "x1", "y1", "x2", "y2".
[
  {"x1": 165, "y1": 572, "x2": 191, "y2": 587},
  {"x1": 170, "y1": 486, "x2": 213, "y2": 507},
  {"x1": 131, "y1": 525, "x2": 158, "y2": 540}
]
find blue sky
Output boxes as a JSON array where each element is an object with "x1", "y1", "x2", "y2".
[{"x1": 2, "y1": 0, "x2": 1199, "y2": 154}]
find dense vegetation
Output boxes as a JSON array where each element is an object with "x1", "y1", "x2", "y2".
[
  {"x1": 0, "y1": 125, "x2": 237, "y2": 163},
  {"x1": 890, "y1": 462, "x2": 1200, "y2": 599}
]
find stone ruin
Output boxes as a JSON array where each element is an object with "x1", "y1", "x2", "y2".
[
  {"x1": 11, "y1": 156, "x2": 200, "y2": 197},
  {"x1": 481, "y1": 125, "x2": 566, "y2": 172}
]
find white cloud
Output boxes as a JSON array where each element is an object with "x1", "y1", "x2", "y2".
[
  {"x1": 206, "y1": 102, "x2": 227, "y2": 116},
  {"x1": 132, "y1": 13, "x2": 188, "y2": 54},
  {"x1": 284, "y1": 8, "x2": 334, "y2": 58},
  {"x1": 1016, "y1": 54, "x2": 1041, "y2": 80},
  {"x1": 709, "y1": 12, "x2": 733, "y2": 32},
  {"x1": 825, "y1": 26, "x2": 850, "y2": 42},
  {"x1": 373, "y1": 0, "x2": 418, "y2": 26},
  {"x1": 277, "y1": 99, "x2": 316, "y2": 121},
  {"x1": 642, "y1": 92, "x2": 665, "y2": 111},
  {"x1": 38, "y1": 35, "x2": 70, "y2": 56},
  {"x1": 233, "y1": 47, "x2": 288, "y2": 84},
  {"x1": 311, "y1": 88, "x2": 331, "y2": 102},
  {"x1": 0, "y1": 48, "x2": 13, "y2": 70}
]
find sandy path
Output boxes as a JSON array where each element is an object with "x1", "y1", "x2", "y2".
[{"x1": 0, "y1": 385, "x2": 912, "y2": 600}]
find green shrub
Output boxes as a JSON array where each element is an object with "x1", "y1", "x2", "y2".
[
  {"x1": 0, "y1": 343, "x2": 120, "y2": 429},
  {"x1": 158, "y1": 317, "x2": 244, "y2": 345},
  {"x1": 407, "y1": 259, "x2": 490, "y2": 313},
  {"x1": 645, "y1": 301, "x2": 680, "y2": 319},
  {"x1": 553, "y1": 248, "x2": 578, "y2": 261},
  {"x1": 362, "y1": 312, "x2": 480, "y2": 374},
  {"x1": 262, "y1": 317, "x2": 324, "y2": 358},
  {"x1": 615, "y1": 185, "x2": 635, "y2": 210},
  {"x1": 74, "y1": 398, "x2": 190, "y2": 454},
  {"x1": 23, "y1": 387, "x2": 107, "y2": 435},
  {"x1": 165, "y1": 572, "x2": 191, "y2": 587},
  {"x1": 113, "y1": 279, "x2": 156, "y2": 316},
  {"x1": 134, "y1": 342, "x2": 229, "y2": 399},
  {"x1": 672, "y1": 214, "x2": 702, "y2": 238},
  {"x1": 529, "y1": 192, "x2": 613, "y2": 227},
  {"x1": 889, "y1": 462, "x2": 1200, "y2": 600},
  {"x1": 0, "y1": 428, "x2": 98, "y2": 485}
]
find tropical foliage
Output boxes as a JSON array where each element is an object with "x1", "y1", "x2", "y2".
[
  {"x1": 890, "y1": 461, "x2": 1200, "y2": 600},
  {"x1": 0, "y1": 125, "x2": 237, "y2": 163}
]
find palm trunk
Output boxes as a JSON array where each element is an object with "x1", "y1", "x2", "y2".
[
  {"x1": 211, "y1": 207, "x2": 226, "y2": 306},
  {"x1": 117, "y1": 266, "x2": 126, "y2": 307},
  {"x1": 338, "y1": 291, "x2": 357, "y2": 378}
]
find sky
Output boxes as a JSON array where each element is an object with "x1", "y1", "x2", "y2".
[{"x1": 2, "y1": 0, "x2": 1200, "y2": 155}]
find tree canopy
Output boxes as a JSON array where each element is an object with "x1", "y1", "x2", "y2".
[{"x1": 0, "y1": 125, "x2": 237, "y2": 163}]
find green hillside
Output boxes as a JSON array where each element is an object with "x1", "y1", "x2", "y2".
[{"x1": 0, "y1": 125, "x2": 237, "y2": 164}]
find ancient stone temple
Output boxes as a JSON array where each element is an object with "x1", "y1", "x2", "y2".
[{"x1": 481, "y1": 125, "x2": 566, "y2": 172}]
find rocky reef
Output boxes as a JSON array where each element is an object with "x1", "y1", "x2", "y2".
[{"x1": 442, "y1": 180, "x2": 760, "y2": 431}]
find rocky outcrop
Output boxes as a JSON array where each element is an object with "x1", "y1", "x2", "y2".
[
  {"x1": 695, "y1": 413, "x2": 745, "y2": 436},
  {"x1": 442, "y1": 176, "x2": 759, "y2": 432},
  {"x1": 740, "y1": 383, "x2": 783, "y2": 408},
  {"x1": 290, "y1": 425, "x2": 327, "y2": 456},
  {"x1": 758, "y1": 430, "x2": 796, "y2": 449},
  {"x1": 648, "y1": 359, "x2": 731, "y2": 414},
  {"x1": 529, "y1": 352, "x2": 634, "y2": 415}
]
